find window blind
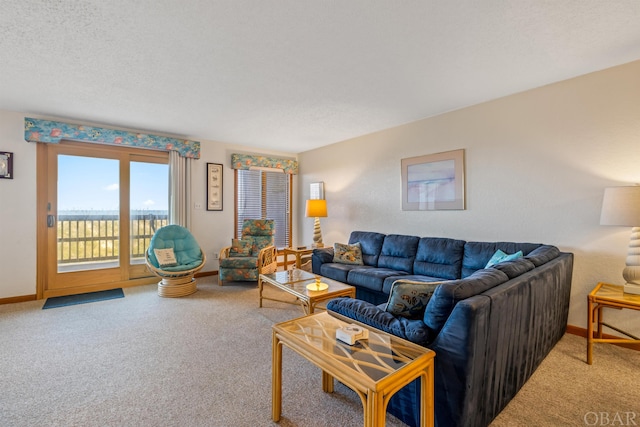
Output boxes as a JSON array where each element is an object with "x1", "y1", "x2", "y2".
[{"x1": 236, "y1": 169, "x2": 291, "y2": 249}]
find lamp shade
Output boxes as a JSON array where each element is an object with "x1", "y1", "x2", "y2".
[
  {"x1": 600, "y1": 186, "x2": 640, "y2": 226},
  {"x1": 305, "y1": 199, "x2": 327, "y2": 218}
]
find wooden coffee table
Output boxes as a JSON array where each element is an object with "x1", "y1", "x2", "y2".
[
  {"x1": 259, "y1": 269, "x2": 355, "y2": 315},
  {"x1": 272, "y1": 311, "x2": 435, "y2": 427}
]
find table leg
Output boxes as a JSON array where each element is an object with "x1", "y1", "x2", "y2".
[
  {"x1": 420, "y1": 369, "x2": 435, "y2": 427},
  {"x1": 272, "y1": 332, "x2": 282, "y2": 421},
  {"x1": 283, "y1": 252, "x2": 289, "y2": 270},
  {"x1": 259, "y1": 276, "x2": 264, "y2": 308},
  {"x1": 587, "y1": 296, "x2": 594, "y2": 365},
  {"x1": 321, "y1": 370, "x2": 334, "y2": 393},
  {"x1": 365, "y1": 390, "x2": 385, "y2": 427}
]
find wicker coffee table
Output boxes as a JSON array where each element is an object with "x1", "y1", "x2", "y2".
[
  {"x1": 259, "y1": 269, "x2": 355, "y2": 314},
  {"x1": 272, "y1": 311, "x2": 435, "y2": 427}
]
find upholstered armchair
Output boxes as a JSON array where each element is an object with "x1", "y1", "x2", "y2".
[
  {"x1": 146, "y1": 224, "x2": 206, "y2": 297},
  {"x1": 218, "y1": 219, "x2": 278, "y2": 285}
]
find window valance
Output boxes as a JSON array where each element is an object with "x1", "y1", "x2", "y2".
[
  {"x1": 231, "y1": 153, "x2": 298, "y2": 175},
  {"x1": 24, "y1": 117, "x2": 200, "y2": 159}
]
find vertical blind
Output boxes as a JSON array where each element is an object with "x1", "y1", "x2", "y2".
[{"x1": 236, "y1": 169, "x2": 291, "y2": 249}]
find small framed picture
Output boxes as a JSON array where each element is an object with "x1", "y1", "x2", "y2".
[
  {"x1": 0, "y1": 151, "x2": 13, "y2": 179},
  {"x1": 310, "y1": 182, "x2": 324, "y2": 200},
  {"x1": 207, "y1": 163, "x2": 223, "y2": 211}
]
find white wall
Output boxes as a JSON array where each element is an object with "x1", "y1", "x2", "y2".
[
  {"x1": 0, "y1": 110, "x2": 37, "y2": 298},
  {"x1": 297, "y1": 60, "x2": 640, "y2": 331},
  {"x1": 0, "y1": 109, "x2": 297, "y2": 299}
]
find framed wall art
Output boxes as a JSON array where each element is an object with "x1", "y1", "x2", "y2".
[
  {"x1": 310, "y1": 182, "x2": 324, "y2": 200},
  {"x1": 207, "y1": 163, "x2": 223, "y2": 211},
  {"x1": 401, "y1": 149, "x2": 465, "y2": 211},
  {"x1": 0, "y1": 151, "x2": 13, "y2": 179}
]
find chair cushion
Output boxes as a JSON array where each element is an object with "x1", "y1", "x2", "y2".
[
  {"x1": 377, "y1": 234, "x2": 420, "y2": 273},
  {"x1": 147, "y1": 225, "x2": 203, "y2": 269},
  {"x1": 348, "y1": 231, "x2": 386, "y2": 266},
  {"x1": 241, "y1": 219, "x2": 275, "y2": 236},
  {"x1": 219, "y1": 256, "x2": 258, "y2": 269}
]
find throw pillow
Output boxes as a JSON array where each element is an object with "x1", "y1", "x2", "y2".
[
  {"x1": 154, "y1": 248, "x2": 178, "y2": 267},
  {"x1": 333, "y1": 242, "x2": 364, "y2": 265},
  {"x1": 385, "y1": 280, "x2": 444, "y2": 319},
  {"x1": 485, "y1": 249, "x2": 523, "y2": 268},
  {"x1": 230, "y1": 239, "x2": 252, "y2": 257}
]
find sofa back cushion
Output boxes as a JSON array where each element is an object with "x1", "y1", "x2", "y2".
[
  {"x1": 413, "y1": 237, "x2": 466, "y2": 280},
  {"x1": 524, "y1": 245, "x2": 560, "y2": 267},
  {"x1": 424, "y1": 268, "x2": 509, "y2": 332},
  {"x1": 377, "y1": 234, "x2": 420, "y2": 273},
  {"x1": 349, "y1": 231, "x2": 386, "y2": 266},
  {"x1": 461, "y1": 241, "x2": 542, "y2": 278},
  {"x1": 490, "y1": 257, "x2": 536, "y2": 279}
]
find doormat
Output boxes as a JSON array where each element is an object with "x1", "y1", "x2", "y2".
[{"x1": 42, "y1": 288, "x2": 124, "y2": 309}]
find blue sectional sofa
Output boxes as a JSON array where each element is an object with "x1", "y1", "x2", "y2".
[{"x1": 312, "y1": 231, "x2": 573, "y2": 427}]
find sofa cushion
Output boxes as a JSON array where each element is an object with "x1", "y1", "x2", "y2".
[
  {"x1": 413, "y1": 237, "x2": 466, "y2": 280},
  {"x1": 485, "y1": 250, "x2": 523, "y2": 268},
  {"x1": 385, "y1": 280, "x2": 445, "y2": 319},
  {"x1": 490, "y1": 257, "x2": 536, "y2": 279},
  {"x1": 462, "y1": 241, "x2": 541, "y2": 278},
  {"x1": 333, "y1": 242, "x2": 364, "y2": 265},
  {"x1": 424, "y1": 268, "x2": 509, "y2": 332},
  {"x1": 349, "y1": 231, "x2": 386, "y2": 266},
  {"x1": 319, "y1": 263, "x2": 368, "y2": 283},
  {"x1": 327, "y1": 298, "x2": 434, "y2": 346},
  {"x1": 347, "y1": 268, "x2": 409, "y2": 293},
  {"x1": 377, "y1": 234, "x2": 420, "y2": 273},
  {"x1": 524, "y1": 245, "x2": 560, "y2": 267}
]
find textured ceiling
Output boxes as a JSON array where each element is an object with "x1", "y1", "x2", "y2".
[{"x1": 2, "y1": 1, "x2": 640, "y2": 153}]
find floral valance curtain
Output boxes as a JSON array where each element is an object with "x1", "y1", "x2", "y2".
[
  {"x1": 24, "y1": 117, "x2": 200, "y2": 159},
  {"x1": 231, "y1": 153, "x2": 298, "y2": 174}
]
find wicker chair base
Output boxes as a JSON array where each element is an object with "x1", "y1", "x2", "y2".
[{"x1": 157, "y1": 276, "x2": 197, "y2": 298}]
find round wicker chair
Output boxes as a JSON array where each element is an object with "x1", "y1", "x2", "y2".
[{"x1": 145, "y1": 225, "x2": 206, "y2": 297}]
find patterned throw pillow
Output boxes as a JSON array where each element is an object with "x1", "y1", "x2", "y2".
[
  {"x1": 154, "y1": 248, "x2": 178, "y2": 267},
  {"x1": 333, "y1": 242, "x2": 364, "y2": 265},
  {"x1": 485, "y1": 250, "x2": 523, "y2": 268},
  {"x1": 385, "y1": 280, "x2": 445, "y2": 319},
  {"x1": 230, "y1": 239, "x2": 252, "y2": 257}
]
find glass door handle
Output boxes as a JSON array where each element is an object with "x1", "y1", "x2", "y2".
[{"x1": 47, "y1": 214, "x2": 55, "y2": 228}]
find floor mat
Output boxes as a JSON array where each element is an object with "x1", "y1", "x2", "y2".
[{"x1": 42, "y1": 288, "x2": 124, "y2": 309}]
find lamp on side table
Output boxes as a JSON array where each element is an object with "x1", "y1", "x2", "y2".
[
  {"x1": 600, "y1": 186, "x2": 640, "y2": 295},
  {"x1": 305, "y1": 199, "x2": 327, "y2": 249}
]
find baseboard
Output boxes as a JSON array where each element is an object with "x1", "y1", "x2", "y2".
[
  {"x1": 566, "y1": 324, "x2": 640, "y2": 351},
  {"x1": 195, "y1": 270, "x2": 218, "y2": 278},
  {"x1": 0, "y1": 294, "x2": 37, "y2": 305}
]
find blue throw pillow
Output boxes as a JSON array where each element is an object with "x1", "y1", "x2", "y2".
[
  {"x1": 385, "y1": 280, "x2": 445, "y2": 319},
  {"x1": 485, "y1": 249, "x2": 523, "y2": 268}
]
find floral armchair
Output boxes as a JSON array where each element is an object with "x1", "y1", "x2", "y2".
[{"x1": 218, "y1": 219, "x2": 278, "y2": 285}]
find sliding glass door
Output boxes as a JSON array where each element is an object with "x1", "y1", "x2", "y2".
[{"x1": 38, "y1": 141, "x2": 168, "y2": 297}]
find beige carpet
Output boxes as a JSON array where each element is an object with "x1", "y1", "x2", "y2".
[{"x1": 1, "y1": 277, "x2": 639, "y2": 427}]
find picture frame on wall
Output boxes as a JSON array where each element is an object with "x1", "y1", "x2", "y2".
[
  {"x1": 401, "y1": 149, "x2": 465, "y2": 211},
  {"x1": 310, "y1": 182, "x2": 324, "y2": 199},
  {"x1": 207, "y1": 163, "x2": 223, "y2": 211},
  {"x1": 0, "y1": 151, "x2": 13, "y2": 179}
]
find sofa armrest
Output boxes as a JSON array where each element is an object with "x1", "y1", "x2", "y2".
[
  {"x1": 311, "y1": 247, "x2": 334, "y2": 274},
  {"x1": 326, "y1": 298, "x2": 434, "y2": 346}
]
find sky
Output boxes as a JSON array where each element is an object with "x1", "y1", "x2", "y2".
[{"x1": 58, "y1": 155, "x2": 169, "y2": 212}]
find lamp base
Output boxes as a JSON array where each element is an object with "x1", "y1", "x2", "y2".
[
  {"x1": 623, "y1": 282, "x2": 640, "y2": 295},
  {"x1": 312, "y1": 242, "x2": 324, "y2": 249}
]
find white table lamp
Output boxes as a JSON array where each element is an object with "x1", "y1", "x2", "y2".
[{"x1": 600, "y1": 186, "x2": 640, "y2": 294}]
